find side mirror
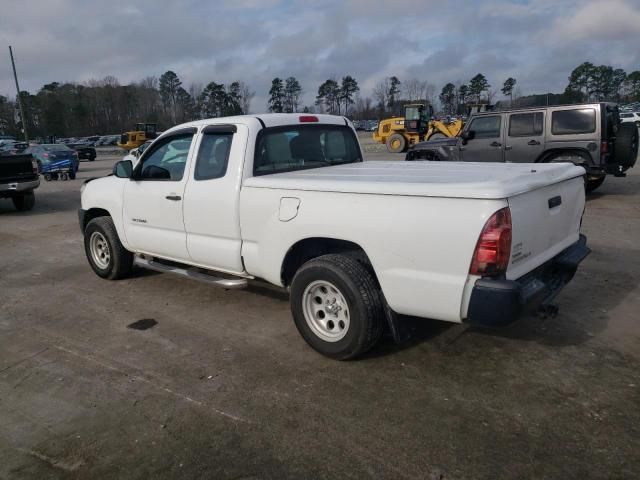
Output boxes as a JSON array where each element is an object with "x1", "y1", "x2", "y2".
[
  {"x1": 461, "y1": 130, "x2": 476, "y2": 145},
  {"x1": 113, "y1": 160, "x2": 133, "y2": 178}
]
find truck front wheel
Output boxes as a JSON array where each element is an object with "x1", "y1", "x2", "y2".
[
  {"x1": 84, "y1": 217, "x2": 133, "y2": 280},
  {"x1": 290, "y1": 254, "x2": 384, "y2": 360}
]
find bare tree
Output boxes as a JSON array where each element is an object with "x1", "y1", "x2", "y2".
[
  {"x1": 403, "y1": 79, "x2": 427, "y2": 102},
  {"x1": 238, "y1": 81, "x2": 255, "y2": 114}
]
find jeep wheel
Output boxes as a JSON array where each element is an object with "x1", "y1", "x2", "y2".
[
  {"x1": 12, "y1": 192, "x2": 35, "y2": 211},
  {"x1": 386, "y1": 133, "x2": 407, "y2": 153},
  {"x1": 586, "y1": 176, "x2": 605, "y2": 193},
  {"x1": 614, "y1": 123, "x2": 639, "y2": 171},
  {"x1": 290, "y1": 254, "x2": 384, "y2": 360},
  {"x1": 84, "y1": 217, "x2": 133, "y2": 280}
]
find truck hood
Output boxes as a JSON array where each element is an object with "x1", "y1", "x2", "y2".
[
  {"x1": 243, "y1": 161, "x2": 586, "y2": 199},
  {"x1": 413, "y1": 138, "x2": 459, "y2": 149}
]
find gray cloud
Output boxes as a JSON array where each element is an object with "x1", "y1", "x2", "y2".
[{"x1": 1, "y1": 0, "x2": 639, "y2": 111}]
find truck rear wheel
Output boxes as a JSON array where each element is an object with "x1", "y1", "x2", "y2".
[
  {"x1": 12, "y1": 192, "x2": 35, "y2": 211},
  {"x1": 290, "y1": 254, "x2": 383, "y2": 360},
  {"x1": 386, "y1": 133, "x2": 407, "y2": 153},
  {"x1": 84, "y1": 217, "x2": 133, "y2": 280}
]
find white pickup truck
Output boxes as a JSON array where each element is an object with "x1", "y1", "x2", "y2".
[{"x1": 79, "y1": 113, "x2": 590, "y2": 359}]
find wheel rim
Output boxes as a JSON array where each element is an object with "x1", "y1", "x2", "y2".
[
  {"x1": 89, "y1": 231, "x2": 111, "y2": 269},
  {"x1": 391, "y1": 138, "x2": 401, "y2": 150},
  {"x1": 302, "y1": 280, "x2": 350, "y2": 342}
]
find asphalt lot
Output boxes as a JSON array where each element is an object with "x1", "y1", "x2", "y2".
[{"x1": 1, "y1": 142, "x2": 639, "y2": 479}]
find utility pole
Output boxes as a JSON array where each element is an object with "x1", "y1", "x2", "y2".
[{"x1": 9, "y1": 45, "x2": 28, "y2": 142}]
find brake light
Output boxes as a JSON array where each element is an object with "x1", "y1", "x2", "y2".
[
  {"x1": 43, "y1": 153, "x2": 49, "y2": 158},
  {"x1": 299, "y1": 115, "x2": 318, "y2": 123},
  {"x1": 469, "y1": 207, "x2": 512, "y2": 277},
  {"x1": 600, "y1": 141, "x2": 608, "y2": 154},
  {"x1": 31, "y1": 159, "x2": 38, "y2": 174}
]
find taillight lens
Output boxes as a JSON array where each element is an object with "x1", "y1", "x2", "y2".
[
  {"x1": 299, "y1": 115, "x2": 319, "y2": 123},
  {"x1": 31, "y1": 159, "x2": 38, "y2": 174},
  {"x1": 469, "y1": 207, "x2": 512, "y2": 277},
  {"x1": 600, "y1": 141, "x2": 608, "y2": 154}
]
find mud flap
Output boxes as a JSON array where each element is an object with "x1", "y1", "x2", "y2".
[{"x1": 383, "y1": 298, "x2": 414, "y2": 344}]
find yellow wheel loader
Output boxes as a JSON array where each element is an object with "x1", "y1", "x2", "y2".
[
  {"x1": 117, "y1": 123, "x2": 159, "y2": 150},
  {"x1": 372, "y1": 104, "x2": 464, "y2": 153}
]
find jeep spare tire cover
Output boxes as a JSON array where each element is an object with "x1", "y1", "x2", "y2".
[{"x1": 614, "y1": 123, "x2": 639, "y2": 170}]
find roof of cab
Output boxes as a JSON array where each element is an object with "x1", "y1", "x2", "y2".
[{"x1": 161, "y1": 113, "x2": 350, "y2": 136}]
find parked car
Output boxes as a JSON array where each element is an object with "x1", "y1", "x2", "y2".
[
  {"x1": 67, "y1": 141, "x2": 97, "y2": 161},
  {"x1": 25, "y1": 144, "x2": 79, "y2": 178},
  {"x1": 79, "y1": 113, "x2": 589, "y2": 359},
  {"x1": 0, "y1": 150, "x2": 39, "y2": 211},
  {"x1": 406, "y1": 103, "x2": 639, "y2": 192},
  {"x1": 620, "y1": 112, "x2": 640, "y2": 127}
]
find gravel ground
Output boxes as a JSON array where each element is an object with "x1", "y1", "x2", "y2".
[{"x1": 0, "y1": 146, "x2": 639, "y2": 479}]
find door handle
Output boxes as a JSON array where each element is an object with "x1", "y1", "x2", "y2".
[
  {"x1": 490, "y1": 141, "x2": 502, "y2": 147},
  {"x1": 504, "y1": 145, "x2": 513, "y2": 151},
  {"x1": 165, "y1": 195, "x2": 182, "y2": 201},
  {"x1": 528, "y1": 140, "x2": 541, "y2": 146}
]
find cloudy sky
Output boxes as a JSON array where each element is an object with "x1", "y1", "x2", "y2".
[{"x1": 1, "y1": 0, "x2": 639, "y2": 111}]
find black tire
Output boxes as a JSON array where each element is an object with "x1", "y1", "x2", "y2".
[
  {"x1": 586, "y1": 176, "x2": 605, "y2": 192},
  {"x1": 12, "y1": 192, "x2": 35, "y2": 211},
  {"x1": 69, "y1": 170, "x2": 76, "y2": 180},
  {"x1": 386, "y1": 133, "x2": 407, "y2": 153},
  {"x1": 44, "y1": 174, "x2": 52, "y2": 181},
  {"x1": 614, "y1": 123, "x2": 639, "y2": 170},
  {"x1": 290, "y1": 254, "x2": 384, "y2": 360},
  {"x1": 84, "y1": 217, "x2": 133, "y2": 280}
]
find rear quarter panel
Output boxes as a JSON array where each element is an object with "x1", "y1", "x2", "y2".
[{"x1": 240, "y1": 187, "x2": 506, "y2": 322}]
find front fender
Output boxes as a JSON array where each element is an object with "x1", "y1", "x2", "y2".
[{"x1": 80, "y1": 176, "x2": 129, "y2": 249}]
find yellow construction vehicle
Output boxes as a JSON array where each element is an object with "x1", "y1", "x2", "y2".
[
  {"x1": 372, "y1": 104, "x2": 464, "y2": 153},
  {"x1": 117, "y1": 123, "x2": 159, "y2": 150}
]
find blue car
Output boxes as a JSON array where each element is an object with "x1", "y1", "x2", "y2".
[{"x1": 25, "y1": 144, "x2": 79, "y2": 180}]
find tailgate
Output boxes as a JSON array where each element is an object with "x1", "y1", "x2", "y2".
[
  {"x1": 506, "y1": 176, "x2": 585, "y2": 280},
  {"x1": 0, "y1": 154, "x2": 37, "y2": 183}
]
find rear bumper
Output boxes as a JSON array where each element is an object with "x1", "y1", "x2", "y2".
[
  {"x1": 465, "y1": 235, "x2": 590, "y2": 326},
  {"x1": 0, "y1": 178, "x2": 40, "y2": 197}
]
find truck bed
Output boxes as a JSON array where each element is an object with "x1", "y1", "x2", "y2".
[{"x1": 243, "y1": 161, "x2": 586, "y2": 199}]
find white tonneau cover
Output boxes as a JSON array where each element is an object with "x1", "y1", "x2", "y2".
[{"x1": 244, "y1": 161, "x2": 586, "y2": 200}]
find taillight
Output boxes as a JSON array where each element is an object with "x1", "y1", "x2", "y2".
[
  {"x1": 600, "y1": 141, "x2": 608, "y2": 154},
  {"x1": 299, "y1": 115, "x2": 318, "y2": 123},
  {"x1": 31, "y1": 159, "x2": 38, "y2": 174},
  {"x1": 469, "y1": 207, "x2": 512, "y2": 277},
  {"x1": 43, "y1": 153, "x2": 49, "y2": 158}
]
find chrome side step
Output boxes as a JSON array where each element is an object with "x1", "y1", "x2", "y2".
[{"x1": 134, "y1": 255, "x2": 248, "y2": 289}]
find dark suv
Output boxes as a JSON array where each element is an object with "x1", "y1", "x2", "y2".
[{"x1": 406, "y1": 103, "x2": 638, "y2": 192}]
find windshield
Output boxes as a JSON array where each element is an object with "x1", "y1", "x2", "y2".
[{"x1": 254, "y1": 125, "x2": 362, "y2": 176}]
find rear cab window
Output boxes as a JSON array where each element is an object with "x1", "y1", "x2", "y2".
[
  {"x1": 551, "y1": 109, "x2": 596, "y2": 135},
  {"x1": 253, "y1": 124, "x2": 362, "y2": 176}
]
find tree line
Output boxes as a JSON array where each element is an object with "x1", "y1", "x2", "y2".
[{"x1": 1, "y1": 61, "x2": 639, "y2": 139}]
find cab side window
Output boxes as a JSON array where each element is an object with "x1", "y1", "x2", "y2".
[
  {"x1": 509, "y1": 112, "x2": 543, "y2": 137},
  {"x1": 468, "y1": 116, "x2": 501, "y2": 139},
  {"x1": 194, "y1": 133, "x2": 232, "y2": 180},
  {"x1": 138, "y1": 134, "x2": 193, "y2": 181}
]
